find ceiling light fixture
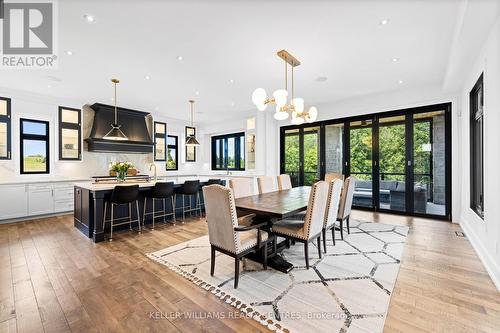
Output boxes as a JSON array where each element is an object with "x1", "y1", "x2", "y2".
[
  {"x1": 398, "y1": 80, "x2": 404, "y2": 84},
  {"x1": 252, "y1": 49, "x2": 318, "y2": 124},
  {"x1": 103, "y1": 79, "x2": 128, "y2": 141},
  {"x1": 83, "y1": 14, "x2": 95, "y2": 23},
  {"x1": 229, "y1": 79, "x2": 234, "y2": 84},
  {"x1": 144, "y1": 75, "x2": 151, "y2": 80},
  {"x1": 176, "y1": 55, "x2": 183, "y2": 61},
  {"x1": 380, "y1": 19, "x2": 390, "y2": 25},
  {"x1": 392, "y1": 58, "x2": 399, "y2": 62},
  {"x1": 185, "y1": 100, "x2": 200, "y2": 146},
  {"x1": 195, "y1": 91, "x2": 200, "y2": 96},
  {"x1": 65, "y1": 50, "x2": 73, "y2": 56}
]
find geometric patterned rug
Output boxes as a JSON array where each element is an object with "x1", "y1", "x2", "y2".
[{"x1": 147, "y1": 220, "x2": 409, "y2": 333}]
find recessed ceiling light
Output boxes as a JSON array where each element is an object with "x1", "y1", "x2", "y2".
[
  {"x1": 154, "y1": 106, "x2": 159, "y2": 111},
  {"x1": 229, "y1": 79, "x2": 234, "y2": 84},
  {"x1": 380, "y1": 19, "x2": 390, "y2": 25},
  {"x1": 47, "y1": 85, "x2": 52, "y2": 89},
  {"x1": 110, "y1": 97, "x2": 114, "y2": 101},
  {"x1": 83, "y1": 14, "x2": 95, "y2": 23},
  {"x1": 230, "y1": 102, "x2": 235, "y2": 107},
  {"x1": 65, "y1": 50, "x2": 73, "y2": 56},
  {"x1": 316, "y1": 76, "x2": 328, "y2": 82},
  {"x1": 144, "y1": 75, "x2": 151, "y2": 80},
  {"x1": 176, "y1": 55, "x2": 183, "y2": 61},
  {"x1": 392, "y1": 58, "x2": 399, "y2": 62},
  {"x1": 398, "y1": 80, "x2": 404, "y2": 84},
  {"x1": 195, "y1": 91, "x2": 200, "y2": 96}
]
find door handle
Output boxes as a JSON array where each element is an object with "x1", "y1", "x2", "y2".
[{"x1": 407, "y1": 161, "x2": 412, "y2": 166}]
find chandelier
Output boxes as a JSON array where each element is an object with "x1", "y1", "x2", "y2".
[{"x1": 252, "y1": 50, "x2": 318, "y2": 125}]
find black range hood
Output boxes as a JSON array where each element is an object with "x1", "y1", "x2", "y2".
[{"x1": 85, "y1": 103, "x2": 154, "y2": 153}]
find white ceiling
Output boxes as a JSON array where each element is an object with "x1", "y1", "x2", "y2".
[{"x1": 0, "y1": 0, "x2": 497, "y2": 124}]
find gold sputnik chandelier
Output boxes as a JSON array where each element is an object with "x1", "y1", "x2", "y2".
[{"x1": 252, "y1": 50, "x2": 318, "y2": 125}]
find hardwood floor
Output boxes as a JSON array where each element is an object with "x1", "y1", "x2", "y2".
[{"x1": 0, "y1": 211, "x2": 499, "y2": 333}]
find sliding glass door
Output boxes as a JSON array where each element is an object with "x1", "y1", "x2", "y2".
[{"x1": 280, "y1": 103, "x2": 451, "y2": 220}]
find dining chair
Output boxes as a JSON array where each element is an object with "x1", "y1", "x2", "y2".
[
  {"x1": 325, "y1": 172, "x2": 344, "y2": 183},
  {"x1": 277, "y1": 174, "x2": 292, "y2": 191},
  {"x1": 272, "y1": 181, "x2": 329, "y2": 269},
  {"x1": 337, "y1": 176, "x2": 356, "y2": 239},
  {"x1": 203, "y1": 184, "x2": 270, "y2": 288},
  {"x1": 229, "y1": 178, "x2": 253, "y2": 198},
  {"x1": 257, "y1": 176, "x2": 276, "y2": 194},
  {"x1": 322, "y1": 179, "x2": 343, "y2": 252}
]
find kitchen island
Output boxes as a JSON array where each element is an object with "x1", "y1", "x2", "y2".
[{"x1": 73, "y1": 178, "x2": 224, "y2": 243}]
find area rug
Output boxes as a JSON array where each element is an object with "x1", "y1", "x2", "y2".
[{"x1": 147, "y1": 220, "x2": 409, "y2": 333}]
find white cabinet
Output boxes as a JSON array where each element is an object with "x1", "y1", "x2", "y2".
[
  {"x1": 0, "y1": 184, "x2": 29, "y2": 219},
  {"x1": 28, "y1": 184, "x2": 54, "y2": 216},
  {"x1": 53, "y1": 184, "x2": 74, "y2": 213}
]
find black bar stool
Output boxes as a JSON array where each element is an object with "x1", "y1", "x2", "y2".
[
  {"x1": 142, "y1": 182, "x2": 176, "y2": 230},
  {"x1": 103, "y1": 185, "x2": 141, "y2": 241},
  {"x1": 207, "y1": 179, "x2": 222, "y2": 185},
  {"x1": 176, "y1": 180, "x2": 202, "y2": 221}
]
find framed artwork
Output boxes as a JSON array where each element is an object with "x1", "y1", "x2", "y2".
[{"x1": 185, "y1": 126, "x2": 196, "y2": 162}]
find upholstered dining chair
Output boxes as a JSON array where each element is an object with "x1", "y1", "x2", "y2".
[
  {"x1": 322, "y1": 179, "x2": 343, "y2": 252},
  {"x1": 337, "y1": 176, "x2": 356, "y2": 239},
  {"x1": 272, "y1": 181, "x2": 329, "y2": 269},
  {"x1": 229, "y1": 178, "x2": 253, "y2": 199},
  {"x1": 277, "y1": 174, "x2": 292, "y2": 191},
  {"x1": 257, "y1": 176, "x2": 276, "y2": 194},
  {"x1": 325, "y1": 172, "x2": 344, "y2": 183},
  {"x1": 203, "y1": 184, "x2": 270, "y2": 288}
]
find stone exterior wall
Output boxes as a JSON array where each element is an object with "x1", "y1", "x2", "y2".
[
  {"x1": 325, "y1": 125, "x2": 343, "y2": 173},
  {"x1": 432, "y1": 115, "x2": 446, "y2": 205}
]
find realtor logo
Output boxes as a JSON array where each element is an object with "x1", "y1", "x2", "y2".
[{"x1": 1, "y1": 0, "x2": 57, "y2": 68}]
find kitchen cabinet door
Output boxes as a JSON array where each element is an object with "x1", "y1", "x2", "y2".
[
  {"x1": 0, "y1": 184, "x2": 29, "y2": 220},
  {"x1": 28, "y1": 184, "x2": 54, "y2": 216}
]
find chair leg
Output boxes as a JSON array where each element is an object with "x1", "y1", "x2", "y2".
[
  {"x1": 136, "y1": 201, "x2": 141, "y2": 234},
  {"x1": 262, "y1": 242, "x2": 268, "y2": 270},
  {"x1": 163, "y1": 198, "x2": 166, "y2": 223},
  {"x1": 340, "y1": 219, "x2": 344, "y2": 240},
  {"x1": 317, "y1": 236, "x2": 322, "y2": 259},
  {"x1": 182, "y1": 195, "x2": 185, "y2": 222},
  {"x1": 197, "y1": 193, "x2": 202, "y2": 218},
  {"x1": 322, "y1": 228, "x2": 327, "y2": 253},
  {"x1": 210, "y1": 246, "x2": 215, "y2": 276},
  {"x1": 129, "y1": 203, "x2": 132, "y2": 230},
  {"x1": 347, "y1": 216, "x2": 350, "y2": 234},
  {"x1": 171, "y1": 196, "x2": 177, "y2": 225},
  {"x1": 285, "y1": 238, "x2": 290, "y2": 248},
  {"x1": 234, "y1": 258, "x2": 240, "y2": 289},
  {"x1": 103, "y1": 202, "x2": 107, "y2": 233},
  {"x1": 304, "y1": 242, "x2": 309, "y2": 269},
  {"x1": 152, "y1": 198, "x2": 155, "y2": 230},
  {"x1": 332, "y1": 227, "x2": 336, "y2": 246},
  {"x1": 273, "y1": 236, "x2": 277, "y2": 253},
  {"x1": 142, "y1": 197, "x2": 147, "y2": 228},
  {"x1": 109, "y1": 204, "x2": 114, "y2": 241}
]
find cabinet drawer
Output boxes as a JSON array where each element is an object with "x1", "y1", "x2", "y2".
[
  {"x1": 28, "y1": 184, "x2": 52, "y2": 191},
  {"x1": 54, "y1": 188, "x2": 74, "y2": 200},
  {"x1": 54, "y1": 200, "x2": 74, "y2": 213}
]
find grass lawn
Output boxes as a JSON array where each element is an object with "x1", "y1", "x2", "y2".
[{"x1": 24, "y1": 155, "x2": 46, "y2": 172}]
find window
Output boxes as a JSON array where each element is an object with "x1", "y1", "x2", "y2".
[
  {"x1": 166, "y1": 135, "x2": 178, "y2": 170},
  {"x1": 211, "y1": 132, "x2": 245, "y2": 171},
  {"x1": 58, "y1": 107, "x2": 81, "y2": 160},
  {"x1": 0, "y1": 97, "x2": 11, "y2": 160},
  {"x1": 20, "y1": 119, "x2": 49, "y2": 174},
  {"x1": 470, "y1": 74, "x2": 484, "y2": 219},
  {"x1": 154, "y1": 122, "x2": 167, "y2": 161},
  {"x1": 185, "y1": 126, "x2": 196, "y2": 162}
]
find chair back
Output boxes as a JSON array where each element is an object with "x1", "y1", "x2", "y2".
[
  {"x1": 207, "y1": 179, "x2": 222, "y2": 185},
  {"x1": 110, "y1": 185, "x2": 139, "y2": 204},
  {"x1": 151, "y1": 182, "x2": 174, "y2": 198},
  {"x1": 257, "y1": 176, "x2": 275, "y2": 194},
  {"x1": 203, "y1": 185, "x2": 243, "y2": 253},
  {"x1": 302, "y1": 181, "x2": 329, "y2": 240},
  {"x1": 229, "y1": 178, "x2": 253, "y2": 198},
  {"x1": 338, "y1": 176, "x2": 356, "y2": 219},
  {"x1": 277, "y1": 174, "x2": 292, "y2": 191},
  {"x1": 325, "y1": 172, "x2": 344, "y2": 183},
  {"x1": 181, "y1": 180, "x2": 200, "y2": 195},
  {"x1": 324, "y1": 179, "x2": 343, "y2": 227}
]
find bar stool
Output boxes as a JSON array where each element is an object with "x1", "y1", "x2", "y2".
[
  {"x1": 176, "y1": 180, "x2": 202, "y2": 221},
  {"x1": 207, "y1": 179, "x2": 222, "y2": 185},
  {"x1": 103, "y1": 185, "x2": 141, "y2": 241},
  {"x1": 142, "y1": 182, "x2": 176, "y2": 230}
]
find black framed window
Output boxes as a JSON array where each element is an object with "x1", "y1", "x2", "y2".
[
  {"x1": 167, "y1": 135, "x2": 178, "y2": 170},
  {"x1": 0, "y1": 97, "x2": 11, "y2": 160},
  {"x1": 154, "y1": 122, "x2": 167, "y2": 161},
  {"x1": 20, "y1": 118, "x2": 50, "y2": 174},
  {"x1": 470, "y1": 74, "x2": 484, "y2": 219},
  {"x1": 211, "y1": 132, "x2": 245, "y2": 171},
  {"x1": 58, "y1": 106, "x2": 81, "y2": 160},
  {"x1": 185, "y1": 126, "x2": 196, "y2": 162}
]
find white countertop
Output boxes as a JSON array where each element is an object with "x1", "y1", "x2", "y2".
[
  {"x1": 0, "y1": 178, "x2": 90, "y2": 186},
  {"x1": 74, "y1": 177, "x2": 224, "y2": 191}
]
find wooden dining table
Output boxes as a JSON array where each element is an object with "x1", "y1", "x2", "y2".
[{"x1": 234, "y1": 186, "x2": 311, "y2": 272}]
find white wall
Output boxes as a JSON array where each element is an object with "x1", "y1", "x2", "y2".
[
  {"x1": 0, "y1": 88, "x2": 198, "y2": 182},
  {"x1": 458, "y1": 16, "x2": 500, "y2": 290}
]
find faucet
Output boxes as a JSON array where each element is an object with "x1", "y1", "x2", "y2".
[{"x1": 149, "y1": 163, "x2": 157, "y2": 182}]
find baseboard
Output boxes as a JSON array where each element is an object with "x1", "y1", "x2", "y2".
[
  {"x1": 460, "y1": 217, "x2": 500, "y2": 291},
  {"x1": 0, "y1": 211, "x2": 73, "y2": 224}
]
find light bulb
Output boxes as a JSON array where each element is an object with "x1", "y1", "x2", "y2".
[
  {"x1": 291, "y1": 115, "x2": 304, "y2": 125},
  {"x1": 307, "y1": 106, "x2": 318, "y2": 122},
  {"x1": 273, "y1": 89, "x2": 288, "y2": 107},
  {"x1": 252, "y1": 88, "x2": 267, "y2": 106},
  {"x1": 257, "y1": 103, "x2": 267, "y2": 111},
  {"x1": 292, "y1": 98, "x2": 304, "y2": 113},
  {"x1": 274, "y1": 106, "x2": 289, "y2": 120}
]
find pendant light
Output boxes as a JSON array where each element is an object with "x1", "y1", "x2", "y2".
[
  {"x1": 103, "y1": 78, "x2": 128, "y2": 141},
  {"x1": 185, "y1": 100, "x2": 200, "y2": 146}
]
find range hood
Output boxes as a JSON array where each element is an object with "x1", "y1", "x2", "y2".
[{"x1": 85, "y1": 103, "x2": 154, "y2": 153}]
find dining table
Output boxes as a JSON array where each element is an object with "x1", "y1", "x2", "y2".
[{"x1": 234, "y1": 186, "x2": 311, "y2": 273}]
